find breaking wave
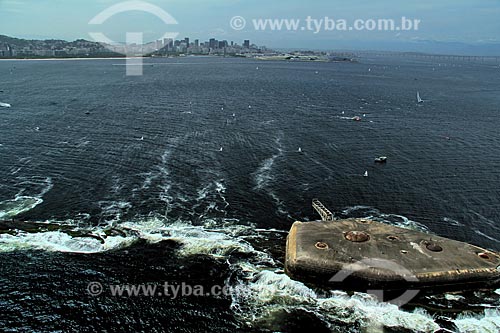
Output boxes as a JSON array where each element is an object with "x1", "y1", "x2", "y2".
[
  {"x1": 0, "y1": 231, "x2": 135, "y2": 253},
  {"x1": 0, "y1": 196, "x2": 43, "y2": 219},
  {"x1": 0, "y1": 177, "x2": 53, "y2": 219},
  {"x1": 453, "y1": 309, "x2": 500, "y2": 333}
]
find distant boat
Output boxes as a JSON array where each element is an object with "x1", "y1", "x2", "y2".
[
  {"x1": 416, "y1": 92, "x2": 424, "y2": 104},
  {"x1": 0, "y1": 102, "x2": 11, "y2": 108},
  {"x1": 219, "y1": 147, "x2": 223, "y2": 152},
  {"x1": 374, "y1": 156, "x2": 387, "y2": 164},
  {"x1": 364, "y1": 171, "x2": 368, "y2": 177},
  {"x1": 298, "y1": 147, "x2": 302, "y2": 153},
  {"x1": 352, "y1": 116, "x2": 362, "y2": 122}
]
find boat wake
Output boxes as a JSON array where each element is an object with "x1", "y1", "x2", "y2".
[
  {"x1": 252, "y1": 136, "x2": 289, "y2": 216},
  {"x1": 253, "y1": 142, "x2": 283, "y2": 191},
  {"x1": 193, "y1": 179, "x2": 229, "y2": 218}
]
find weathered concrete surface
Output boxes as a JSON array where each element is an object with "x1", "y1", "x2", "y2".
[{"x1": 285, "y1": 219, "x2": 500, "y2": 291}]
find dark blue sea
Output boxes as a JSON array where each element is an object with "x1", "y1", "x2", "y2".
[{"x1": 1, "y1": 56, "x2": 499, "y2": 332}]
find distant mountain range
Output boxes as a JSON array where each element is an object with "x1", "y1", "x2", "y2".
[
  {"x1": 0, "y1": 35, "x2": 118, "y2": 58},
  {"x1": 344, "y1": 39, "x2": 500, "y2": 56},
  {"x1": 274, "y1": 38, "x2": 500, "y2": 57},
  {"x1": 0, "y1": 35, "x2": 98, "y2": 48}
]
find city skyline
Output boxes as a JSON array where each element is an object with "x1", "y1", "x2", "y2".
[
  {"x1": 0, "y1": 33, "x2": 262, "y2": 58},
  {"x1": 1, "y1": 0, "x2": 500, "y2": 55}
]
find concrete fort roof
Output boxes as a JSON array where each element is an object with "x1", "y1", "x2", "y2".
[{"x1": 285, "y1": 219, "x2": 500, "y2": 292}]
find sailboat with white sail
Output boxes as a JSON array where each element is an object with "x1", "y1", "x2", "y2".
[{"x1": 416, "y1": 92, "x2": 424, "y2": 104}]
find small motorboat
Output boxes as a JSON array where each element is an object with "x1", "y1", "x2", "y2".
[
  {"x1": 374, "y1": 156, "x2": 388, "y2": 164},
  {"x1": 0, "y1": 102, "x2": 11, "y2": 108},
  {"x1": 352, "y1": 116, "x2": 362, "y2": 122}
]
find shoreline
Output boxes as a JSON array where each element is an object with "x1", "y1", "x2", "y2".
[
  {"x1": 0, "y1": 57, "x2": 147, "y2": 62},
  {"x1": 0, "y1": 55, "x2": 232, "y2": 62}
]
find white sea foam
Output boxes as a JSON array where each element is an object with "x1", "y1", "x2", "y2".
[
  {"x1": 0, "y1": 177, "x2": 53, "y2": 219},
  {"x1": 269, "y1": 192, "x2": 288, "y2": 216},
  {"x1": 443, "y1": 217, "x2": 465, "y2": 227},
  {"x1": 474, "y1": 229, "x2": 500, "y2": 243},
  {"x1": 0, "y1": 196, "x2": 43, "y2": 219},
  {"x1": 98, "y1": 200, "x2": 132, "y2": 222},
  {"x1": 133, "y1": 136, "x2": 179, "y2": 198},
  {"x1": 453, "y1": 309, "x2": 500, "y2": 333},
  {"x1": 119, "y1": 218, "x2": 270, "y2": 261},
  {"x1": 444, "y1": 293, "x2": 466, "y2": 302},
  {"x1": 0, "y1": 231, "x2": 135, "y2": 253},
  {"x1": 14, "y1": 176, "x2": 53, "y2": 199},
  {"x1": 252, "y1": 137, "x2": 289, "y2": 216},
  {"x1": 254, "y1": 154, "x2": 280, "y2": 190},
  {"x1": 136, "y1": 171, "x2": 157, "y2": 191},
  {"x1": 230, "y1": 269, "x2": 440, "y2": 332},
  {"x1": 253, "y1": 137, "x2": 283, "y2": 191},
  {"x1": 111, "y1": 218, "x2": 442, "y2": 332},
  {"x1": 76, "y1": 140, "x2": 90, "y2": 148}
]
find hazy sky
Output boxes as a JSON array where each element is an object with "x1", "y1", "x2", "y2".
[{"x1": 1, "y1": 0, "x2": 499, "y2": 49}]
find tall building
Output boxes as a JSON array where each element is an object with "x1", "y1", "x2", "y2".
[
  {"x1": 194, "y1": 39, "x2": 199, "y2": 48},
  {"x1": 218, "y1": 40, "x2": 228, "y2": 49},
  {"x1": 209, "y1": 38, "x2": 217, "y2": 49},
  {"x1": 243, "y1": 40, "x2": 250, "y2": 49},
  {"x1": 184, "y1": 38, "x2": 190, "y2": 47}
]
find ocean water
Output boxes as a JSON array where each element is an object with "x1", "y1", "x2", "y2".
[{"x1": 0, "y1": 56, "x2": 499, "y2": 332}]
